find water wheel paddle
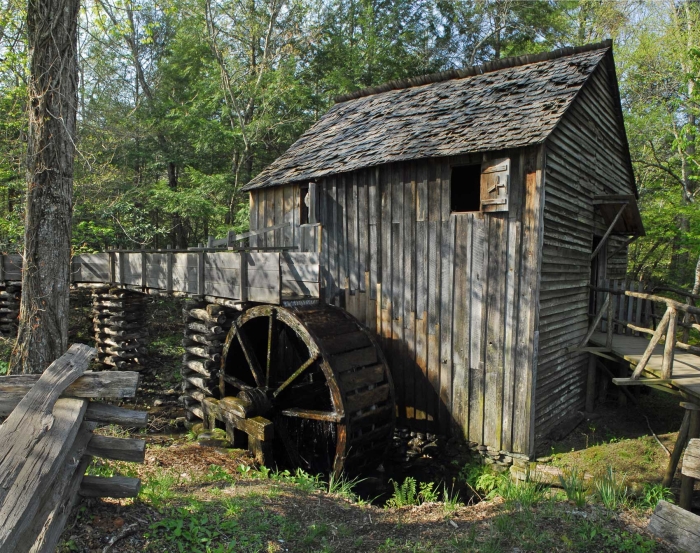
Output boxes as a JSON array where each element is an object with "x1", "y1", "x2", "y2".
[{"x1": 218, "y1": 304, "x2": 395, "y2": 476}]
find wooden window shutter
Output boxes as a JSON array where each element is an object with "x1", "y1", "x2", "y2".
[{"x1": 480, "y1": 158, "x2": 510, "y2": 213}]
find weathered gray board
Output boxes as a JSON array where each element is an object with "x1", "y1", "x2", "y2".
[{"x1": 8, "y1": 251, "x2": 320, "y2": 306}]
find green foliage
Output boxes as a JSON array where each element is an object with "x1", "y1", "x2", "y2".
[
  {"x1": 459, "y1": 460, "x2": 500, "y2": 497},
  {"x1": 441, "y1": 483, "x2": 461, "y2": 516},
  {"x1": 558, "y1": 467, "x2": 588, "y2": 507},
  {"x1": 496, "y1": 471, "x2": 547, "y2": 509},
  {"x1": 385, "y1": 477, "x2": 440, "y2": 508},
  {"x1": 638, "y1": 482, "x2": 674, "y2": 511},
  {"x1": 594, "y1": 466, "x2": 628, "y2": 510},
  {"x1": 385, "y1": 477, "x2": 419, "y2": 508},
  {"x1": 326, "y1": 473, "x2": 364, "y2": 501}
]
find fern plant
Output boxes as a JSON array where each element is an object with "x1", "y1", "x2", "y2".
[{"x1": 385, "y1": 477, "x2": 419, "y2": 508}]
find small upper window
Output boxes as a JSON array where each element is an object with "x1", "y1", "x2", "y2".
[{"x1": 450, "y1": 164, "x2": 481, "y2": 213}]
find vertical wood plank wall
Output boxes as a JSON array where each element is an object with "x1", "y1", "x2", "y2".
[
  {"x1": 250, "y1": 147, "x2": 545, "y2": 455},
  {"x1": 537, "y1": 58, "x2": 635, "y2": 440}
]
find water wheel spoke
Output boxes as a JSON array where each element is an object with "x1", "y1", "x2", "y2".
[
  {"x1": 272, "y1": 354, "x2": 319, "y2": 398},
  {"x1": 279, "y1": 408, "x2": 343, "y2": 422},
  {"x1": 266, "y1": 312, "x2": 277, "y2": 387},
  {"x1": 234, "y1": 321, "x2": 264, "y2": 386},
  {"x1": 221, "y1": 373, "x2": 253, "y2": 391}
]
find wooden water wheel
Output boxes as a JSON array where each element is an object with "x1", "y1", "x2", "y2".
[{"x1": 215, "y1": 304, "x2": 395, "y2": 476}]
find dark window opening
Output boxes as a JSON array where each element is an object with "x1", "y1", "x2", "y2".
[
  {"x1": 450, "y1": 164, "x2": 481, "y2": 213},
  {"x1": 300, "y1": 184, "x2": 309, "y2": 225}
]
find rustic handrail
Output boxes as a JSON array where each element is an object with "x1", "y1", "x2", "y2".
[{"x1": 581, "y1": 282, "x2": 700, "y2": 383}]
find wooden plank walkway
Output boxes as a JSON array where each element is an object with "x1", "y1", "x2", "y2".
[{"x1": 590, "y1": 332, "x2": 700, "y2": 399}]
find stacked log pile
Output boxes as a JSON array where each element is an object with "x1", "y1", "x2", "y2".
[
  {"x1": 92, "y1": 287, "x2": 148, "y2": 370},
  {"x1": 0, "y1": 283, "x2": 20, "y2": 337},
  {"x1": 180, "y1": 300, "x2": 236, "y2": 425},
  {"x1": 0, "y1": 344, "x2": 146, "y2": 553}
]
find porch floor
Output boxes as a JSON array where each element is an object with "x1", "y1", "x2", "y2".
[{"x1": 590, "y1": 332, "x2": 700, "y2": 400}]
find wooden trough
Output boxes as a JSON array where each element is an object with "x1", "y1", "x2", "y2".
[{"x1": 0, "y1": 344, "x2": 147, "y2": 553}]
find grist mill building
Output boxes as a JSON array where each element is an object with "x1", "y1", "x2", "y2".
[{"x1": 241, "y1": 40, "x2": 644, "y2": 458}]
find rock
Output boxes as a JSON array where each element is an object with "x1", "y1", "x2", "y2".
[
  {"x1": 422, "y1": 442, "x2": 439, "y2": 456},
  {"x1": 154, "y1": 399, "x2": 164, "y2": 407}
]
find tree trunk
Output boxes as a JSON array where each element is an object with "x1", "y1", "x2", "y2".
[{"x1": 10, "y1": 0, "x2": 79, "y2": 374}]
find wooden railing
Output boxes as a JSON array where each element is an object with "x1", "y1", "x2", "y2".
[
  {"x1": 0, "y1": 344, "x2": 146, "y2": 553},
  {"x1": 576, "y1": 279, "x2": 700, "y2": 381}
]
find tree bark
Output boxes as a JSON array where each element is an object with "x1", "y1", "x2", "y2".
[{"x1": 10, "y1": 0, "x2": 79, "y2": 374}]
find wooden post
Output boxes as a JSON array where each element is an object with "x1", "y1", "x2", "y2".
[
  {"x1": 606, "y1": 290, "x2": 614, "y2": 349},
  {"x1": 680, "y1": 405, "x2": 700, "y2": 510},
  {"x1": 198, "y1": 248, "x2": 205, "y2": 297},
  {"x1": 662, "y1": 307, "x2": 678, "y2": 380},
  {"x1": 140, "y1": 248, "x2": 147, "y2": 290},
  {"x1": 207, "y1": 235, "x2": 214, "y2": 248},
  {"x1": 166, "y1": 245, "x2": 173, "y2": 293},
  {"x1": 118, "y1": 252, "x2": 125, "y2": 285},
  {"x1": 108, "y1": 249, "x2": 116, "y2": 284},
  {"x1": 585, "y1": 353, "x2": 596, "y2": 412},
  {"x1": 0, "y1": 254, "x2": 6, "y2": 283},
  {"x1": 239, "y1": 252, "x2": 248, "y2": 303},
  {"x1": 663, "y1": 409, "x2": 691, "y2": 488},
  {"x1": 630, "y1": 307, "x2": 671, "y2": 379}
]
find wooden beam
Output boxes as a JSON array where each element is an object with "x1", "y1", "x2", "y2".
[
  {"x1": 663, "y1": 410, "x2": 691, "y2": 488},
  {"x1": 79, "y1": 476, "x2": 141, "y2": 498},
  {"x1": 571, "y1": 294, "x2": 610, "y2": 351},
  {"x1": 84, "y1": 403, "x2": 148, "y2": 427},
  {"x1": 86, "y1": 435, "x2": 146, "y2": 463},
  {"x1": 630, "y1": 308, "x2": 670, "y2": 379},
  {"x1": 649, "y1": 500, "x2": 700, "y2": 551},
  {"x1": 591, "y1": 202, "x2": 627, "y2": 260},
  {"x1": 662, "y1": 307, "x2": 678, "y2": 379}
]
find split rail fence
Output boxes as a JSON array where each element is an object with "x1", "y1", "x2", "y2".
[{"x1": 0, "y1": 344, "x2": 147, "y2": 553}]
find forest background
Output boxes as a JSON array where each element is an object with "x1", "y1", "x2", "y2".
[{"x1": 0, "y1": 0, "x2": 699, "y2": 290}]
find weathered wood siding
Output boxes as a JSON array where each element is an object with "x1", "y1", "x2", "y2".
[
  {"x1": 249, "y1": 184, "x2": 302, "y2": 248},
  {"x1": 251, "y1": 147, "x2": 546, "y2": 455},
  {"x1": 537, "y1": 58, "x2": 635, "y2": 440}
]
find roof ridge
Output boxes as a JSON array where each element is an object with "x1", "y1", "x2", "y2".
[{"x1": 334, "y1": 39, "x2": 612, "y2": 104}]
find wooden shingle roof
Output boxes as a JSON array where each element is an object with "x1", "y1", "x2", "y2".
[{"x1": 244, "y1": 41, "x2": 612, "y2": 191}]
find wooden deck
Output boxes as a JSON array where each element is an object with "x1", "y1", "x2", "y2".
[{"x1": 590, "y1": 332, "x2": 700, "y2": 399}]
